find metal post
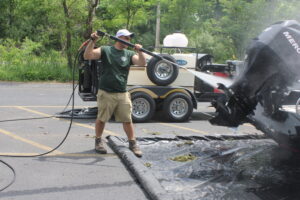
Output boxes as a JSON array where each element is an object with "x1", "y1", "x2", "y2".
[{"x1": 155, "y1": 2, "x2": 161, "y2": 51}]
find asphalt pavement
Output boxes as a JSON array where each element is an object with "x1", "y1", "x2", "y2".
[{"x1": 0, "y1": 82, "x2": 262, "y2": 200}]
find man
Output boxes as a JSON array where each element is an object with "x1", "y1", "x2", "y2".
[{"x1": 83, "y1": 29, "x2": 146, "y2": 157}]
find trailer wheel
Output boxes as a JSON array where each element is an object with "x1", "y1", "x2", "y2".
[
  {"x1": 131, "y1": 92, "x2": 156, "y2": 122},
  {"x1": 163, "y1": 92, "x2": 193, "y2": 122},
  {"x1": 147, "y1": 54, "x2": 179, "y2": 86}
]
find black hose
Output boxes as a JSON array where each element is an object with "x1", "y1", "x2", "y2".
[
  {"x1": 0, "y1": 160, "x2": 16, "y2": 192},
  {"x1": 0, "y1": 46, "x2": 80, "y2": 192}
]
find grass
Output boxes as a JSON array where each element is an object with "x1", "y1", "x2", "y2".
[
  {"x1": 0, "y1": 39, "x2": 76, "y2": 82},
  {"x1": 0, "y1": 53, "x2": 75, "y2": 82}
]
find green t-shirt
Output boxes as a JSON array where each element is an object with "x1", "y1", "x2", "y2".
[{"x1": 99, "y1": 46, "x2": 135, "y2": 92}]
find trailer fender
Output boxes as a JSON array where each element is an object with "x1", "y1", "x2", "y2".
[{"x1": 128, "y1": 87, "x2": 158, "y2": 99}]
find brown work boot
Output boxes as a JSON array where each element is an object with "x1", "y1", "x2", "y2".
[
  {"x1": 129, "y1": 140, "x2": 142, "y2": 157},
  {"x1": 95, "y1": 137, "x2": 107, "y2": 154}
]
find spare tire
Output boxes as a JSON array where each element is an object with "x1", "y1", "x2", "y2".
[{"x1": 147, "y1": 54, "x2": 179, "y2": 86}]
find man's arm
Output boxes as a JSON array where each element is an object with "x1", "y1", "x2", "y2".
[
  {"x1": 132, "y1": 44, "x2": 146, "y2": 66},
  {"x1": 83, "y1": 32, "x2": 101, "y2": 60}
]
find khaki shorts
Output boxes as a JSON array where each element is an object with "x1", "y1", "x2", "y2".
[{"x1": 97, "y1": 89, "x2": 132, "y2": 122}]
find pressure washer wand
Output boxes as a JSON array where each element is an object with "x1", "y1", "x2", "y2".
[
  {"x1": 96, "y1": 30, "x2": 232, "y2": 88},
  {"x1": 97, "y1": 30, "x2": 163, "y2": 60},
  {"x1": 96, "y1": 30, "x2": 233, "y2": 91},
  {"x1": 97, "y1": 30, "x2": 202, "y2": 71}
]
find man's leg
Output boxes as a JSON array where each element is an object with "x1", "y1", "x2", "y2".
[
  {"x1": 123, "y1": 122, "x2": 135, "y2": 140},
  {"x1": 115, "y1": 92, "x2": 142, "y2": 157},
  {"x1": 95, "y1": 90, "x2": 116, "y2": 154},
  {"x1": 96, "y1": 119, "x2": 105, "y2": 138},
  {"x1": 95, "y1": 119, "x2": 107, "y2": 154},
  {"x1": 123, "y1": 122, "x2": 142, "y2": 157}
]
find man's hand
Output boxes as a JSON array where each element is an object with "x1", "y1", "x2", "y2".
[
  {"x1": 132, "y1": 44, "x2": 146, "y2": 66},
  {"x1": 90, "y1": 31, "x2": 101, "y2": 42},
  {"x1": 84, "y1": 31, "x2": 102, "y2": 60},
  {"x1": 134, "y1": 44, "x2": 143, "y2": 53}
]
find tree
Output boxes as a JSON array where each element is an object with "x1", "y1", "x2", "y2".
[
  {"x1": 0, "y1": 0, "x2": 16, "y2": 38},
  {"x1": 96, "y1": 0, "x2": 154, "y2": 31},
  {"x1": 84, "y1": 0, "x2": 100, "y2": 39},
  {"x1": 219, "y1": 0, "x2": 300, "y2": 59},
  {"x1": 1, "y1": 0, "x2": 300, "y2": 67},
  {"x1": 62, "y1": 0, "x2": 73, "y2": 68},
  {"x1": 61, "y1": 0, "x2": 100, "y2": 68}
]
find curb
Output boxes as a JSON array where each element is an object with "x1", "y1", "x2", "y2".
[{"x1": 107, "y1": 136, "x2": 173, "y2": 200}]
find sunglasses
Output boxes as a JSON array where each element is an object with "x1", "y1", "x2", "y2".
[{"x1": 120, "y1": 36, "x2": 131, "y2": 40}]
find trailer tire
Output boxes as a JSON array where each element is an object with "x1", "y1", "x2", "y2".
[
  {"x1": 131, "y1": 92, "x2": 156, "y2": 123},
  {"x1": 147, "y1": 54, "x2": 179, "y2": 86},
  {"x1": 163, "y1": 92, "x2": 193, "y2": 122}
]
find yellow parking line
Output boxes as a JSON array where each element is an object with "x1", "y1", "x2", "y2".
[
  {"x1": 50, "y1": 153, "x2": 117, "y2": 157},
  {"x1": 159, "y1": 122, "x2": 255, "y2": 133},
  {"x1": 0, "y1": 153, "x2": 37, "y2": 156},
  {"x1": 0, "y1": 105, "x2": 84, "y2": 108},
  {"x1": 158, "y1": 123, "x2": 208, "y2": 135},
  {"x1": 15, "y1": 106, "x2": 120, "y2": 136},
  {"x1": 16, "y1": 106, "x2": 51, "y2": 117},
  {"x1": 0, "y1": 152, "x2": 117, "y2": 157},
  {"x1": 4, "y1": 106, "x2": 255, "y2": 135},
  {"x1": 0, "y1": 128, "x2": 63, "y2": 154}
]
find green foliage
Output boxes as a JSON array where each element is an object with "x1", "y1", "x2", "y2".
[
  {"x1": 218, "y1": 0, "x2": 300, "y2": 58},
  {"x1": 0, "y1": 0, "x2": 300, "y2": 81},
  {"x1": 96, "y1": 0, "x2": 155, "y2": 31},
  {"x1": 0, "y1": 39, "x2": 73, "y2": 82}
]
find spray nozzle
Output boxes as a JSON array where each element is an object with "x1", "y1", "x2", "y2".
[{"x1": 96, "y1": 30, "x2": 106, "y2": 37}]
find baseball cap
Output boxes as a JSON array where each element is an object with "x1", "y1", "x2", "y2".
[{"x1": 115, "y1": 29, "x2": 135, "y2": 38}]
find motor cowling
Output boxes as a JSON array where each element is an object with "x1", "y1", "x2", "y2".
[{"x1": 210, "y1": 20, "x2": 300, "y2": 127}]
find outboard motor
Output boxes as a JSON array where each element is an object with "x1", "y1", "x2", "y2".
[{"x1": 210, "y1": 20, "x2": 300, "y2": 150}]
